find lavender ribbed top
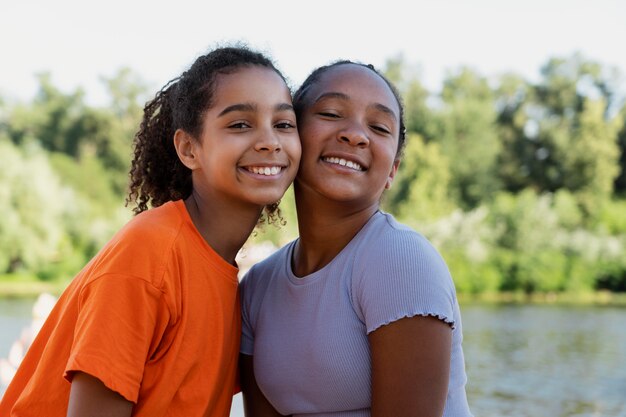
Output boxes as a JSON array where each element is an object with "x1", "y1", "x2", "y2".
[{"x1": 241, "y1": 211, "x2": 473, "y2": 417}]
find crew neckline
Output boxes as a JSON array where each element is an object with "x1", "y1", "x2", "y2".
[
  {"x1": 285, "y1": 211, "x2": 382, "y2": 286},
  {"x1": 172, "y1": 199, "x2": 240, "y2": 278}
]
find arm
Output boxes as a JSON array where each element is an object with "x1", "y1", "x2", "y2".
[
  {"x1": 240, "y1": 354, "x2": 287, "y2": 417},
  {"x1": 369, "y1": 315, "x2": 452, "y2": 417},
  {"x1": 67, "y1": 372, "x2": 133, "y2": 417}
]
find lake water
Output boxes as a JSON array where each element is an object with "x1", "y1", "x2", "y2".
[{"x1": 1, "y1": 299, "x2": 624, "y2": 417}]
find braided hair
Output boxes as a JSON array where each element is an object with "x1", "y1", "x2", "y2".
[
  {"x1": 292, "y1": 60, "x2": 407, "y2": 158},
  {"x1": 126, "y1": 45, "x2": 287, "y2": 221}
]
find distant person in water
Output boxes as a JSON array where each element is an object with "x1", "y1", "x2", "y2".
[
  {"x1": 0, "y1": 45, "x2": 300, "y2": 417},
  {"x1": 240, "y1": 61, "x2": 473, "y2": 417}
]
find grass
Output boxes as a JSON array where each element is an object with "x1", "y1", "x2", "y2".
[
  {"x1": 1, "y1": 275, "x2": 626, "y2": 306},
  {"x1": 0, "y1": 274, "x2": 68, "y2": 298},
  {"x1": 458, "y1": 290, "x2": 626, "y2": 307}
]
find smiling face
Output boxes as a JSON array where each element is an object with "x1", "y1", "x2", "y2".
[
  {"x1": 295, "y1": 64, "x2": 401, "y2": 209},
  {"x1": 179, "y1": 66, "x2": 301, "y2": 209}
]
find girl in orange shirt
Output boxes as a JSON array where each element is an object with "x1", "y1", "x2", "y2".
[{"x1": 0, "y1": 45, "x2": 300, "y2": 417}]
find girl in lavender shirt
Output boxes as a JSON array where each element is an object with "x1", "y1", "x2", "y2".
[{"x1": 240, "y1": 61, "x2": 473, "y2": 417}]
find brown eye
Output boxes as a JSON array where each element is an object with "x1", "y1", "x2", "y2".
[
  {"x1": 275, "y1": 121, "x2": 296, "y2": 129},
  {"x1": 371, "y1": 125, "x2": 391, "y2": 135},
  {"x1": 229, "y1": 122, "x2": 251, "y2": 129}
]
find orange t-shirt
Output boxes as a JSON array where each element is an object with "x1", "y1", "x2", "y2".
[{"x1": 0, "y1": 200, "x2": 241, "y2": 417}]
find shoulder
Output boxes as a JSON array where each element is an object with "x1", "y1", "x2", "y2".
[
  {"x1": 84, "y1": 201, "x2": 186, "y2": 287},
  {"x1": 351, "y1": 212, "x2": 459, "y2": 332},
  {"x1": 121, "y1": 200, "x2": 185, "y2": 242},
  {"x1": 351, "y1": 212, "x2": 456, "y2": 310},
  {"x1": 357, "y1": 212, "x2": 450, "y2": 275}
]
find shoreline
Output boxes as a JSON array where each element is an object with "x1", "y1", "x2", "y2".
[
  {"x1": 457, "y1": 290, "x2": 626, "y2": 307},
  {"x1": 1, "y1": 280, "x2": 625, "y2": 306},
  {"x1": 0, "y1": 280, "x2": 68, "y2": 299}
]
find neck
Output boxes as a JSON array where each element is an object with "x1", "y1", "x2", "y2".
[
  {"x1": 292, "y1": 187, "x2": 379, "y2": 277},
  {"x1": 184, "y1": 192, "x2": 261, "y2": 265}
]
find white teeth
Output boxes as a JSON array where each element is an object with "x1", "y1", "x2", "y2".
[
  {"x1": 248, "y1": 166, "x2": 282, "y2": 176},
  {"x1": 323, "y1": 157, "x2": 363, "y2": 171}
]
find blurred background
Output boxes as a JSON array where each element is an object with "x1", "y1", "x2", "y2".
[{"x1": 1, "y1": 0, "x2": 625, "y2": 415}]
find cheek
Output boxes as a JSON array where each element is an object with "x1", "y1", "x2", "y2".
[
  {"x1": 300, "y1": 132, "x2": 327, "y2": 160},
  {"x1": 298, "y1": 137, "x2": 316, "y2": 160},
  {"x1": 298, "y1": 121, "x2": 325, "y2": 145},
  {"x1": 288, "y1": 137, "x2": 303, "y2": 159},
  {"x1": 376, "y1": 141, "x2": 399, "y2": 163}
]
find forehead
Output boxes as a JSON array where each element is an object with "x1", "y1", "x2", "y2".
[
  {"x1": 212, "y1": 66, "x2": 290, "y2": 101},
  {"x1": 308, "y1": 64, "x2": 399, "y2": 114}
]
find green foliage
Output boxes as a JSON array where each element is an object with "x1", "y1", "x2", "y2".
[
  {"x1": 614, "y1": 105, "x2": 626, "y2": 195},
  {"x1": 48, "y1": 152, "x2": 132, "y2": 262},
  {"x1": 494, "y1": 54, "x2": 622, "y2": 214},
  {"x1": 48, "y1": 152, "x2": 122, "y2": 216},
  {"x1": 0, "y1": 138, "x2": 130, "y2": 280},
  {"x1": 99, "y1": 67, "x2": 150, "y2": 190},
  {"x1": 495, "y1": 73, "x2": 537, "y2": 192},
  {"x1": 251, "y1": 186, "x2": 298, "y2": 246},
  {"x1": 383, "y1": 133, "x2": 453, "y2": 222},
  {"x1": 435, "y1": 67, "x2": 502, "y2": 208},
  {"x1": 383, "y1": 55, "x2": 437, "y2": 140},
  {"x1": 0, "y1": 139, "x2": 69, "y2": 274},
  {"x1": 0, "y1": 69, "x2": 143, "y2": 281},
  {"x1": 444, "y1": 250, "x2": 501, "y2": 294},
  {"x1": 417, "y1": 207, "x2": 500, "y2": 293},
  {"x1": 597, "y1": 199, "x2": 626, "y2": 234},
  {"x1": 563, "y1": 99, "x2": 621, "y2": 217},
  {"x1": 552, "y1": 190, "x2": 584, "y2": 229},
  {"x1": 2, "y1": 56, "x2": 625, "y2": 296},
  {"x1": 4, "y1": 70, "x2": 145, "y2": 194},
  {"x1": 414, "y1": 189, "x2": 626, "y2": 295},
  {"x1": 486, "y1": 190, "x2": 625, "y2": 293},
  {"x1": 487, "y1": 190, "x2": 574, "y2": 292}
]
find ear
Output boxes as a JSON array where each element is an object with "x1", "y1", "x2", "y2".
[
  {"x1": 173, "y1": 129, "x2": 200, "y2": 170},
  {"x1": 385, "y1": 159, "x2": 400, "y2": 190}
]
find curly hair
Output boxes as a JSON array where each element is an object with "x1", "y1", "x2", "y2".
[
  {"x1": 292, "y1": 60, "x2": 407, "y2": 158},
  {"x1": 126, "y1": 45, "x2": 288, "y2": 224}
]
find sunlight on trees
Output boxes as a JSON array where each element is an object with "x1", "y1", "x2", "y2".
[{"x1": 1, "y1": 54, "x2": 625, "y2": 294}]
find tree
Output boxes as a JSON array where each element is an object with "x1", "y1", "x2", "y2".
[
  {"x1": 100, "y1": 68, "x2": 150, "y2": 171},
  {"x1": 436, "y1": 67, "x2": 501, "y2": 208},
  {"x1": 495, "y1": 53, "x2": 622, "y2": 208},
  {"x1": 494, "y1": 73, "x2": 537, "y2": 192},
  {"x1": 0, "y1": 139, "x2": 67, "y2": 274},
  {"x1": 4, "y1": 70, "x2": 149, "y2": 194},
  {"x1": 383, "y1": 55, "x2": 438, "y2": 141},
  {"x1": 383, "y1": 133, "x2": 453, "y2": 223},
  {"x1": 614, "y1": 103, "x2": 626, "y2": 195},
  {"x1": 563, "y1": 99, "x2": 621, "y2": 216}
]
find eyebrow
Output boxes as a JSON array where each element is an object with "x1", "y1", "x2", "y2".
[
  {"x1": 313, "y1": 92, "x2": 398, "y2": 121},
  {"x1": 275, "y1": 103, "x2": 295, "y2": 112},
  {"x1": 314, "y1": 92, "x2": 350, "y2": 103},
  {"x1": 371, "y1": 103, "x2": 398, "y2": 121},
  {"x1": 218, "y1": 102, "x2": 294, "y2": 117}
]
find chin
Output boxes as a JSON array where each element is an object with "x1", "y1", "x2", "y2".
[{"x1": 252, "y1": 194, "x2": 285, "y2": 207}]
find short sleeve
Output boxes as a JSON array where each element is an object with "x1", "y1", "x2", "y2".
[
  {"x1": 352, "y1": 230, "x2": 456, "y2": 334},
  {"x1": 239, "y1": 273, "x2": 255, "y2": 356},
  {"x1": 64, "y1": 274, "x2": 165, "y2": 403}
]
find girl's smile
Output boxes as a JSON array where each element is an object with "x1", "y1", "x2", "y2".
[
  {"x1": 295, "y1": 64, "x2": 400, "y2": 208},
  {"x1": 181, "y1": 66, "x2": 301, "y2": 209}
]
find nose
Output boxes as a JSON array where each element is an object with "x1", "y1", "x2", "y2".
[
  {"x1": 337, "y1": 121, "x2": 369, "y2": 147},
  {"x1": 254, "y1": 128, "x2": 282, "y2": 153}
]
